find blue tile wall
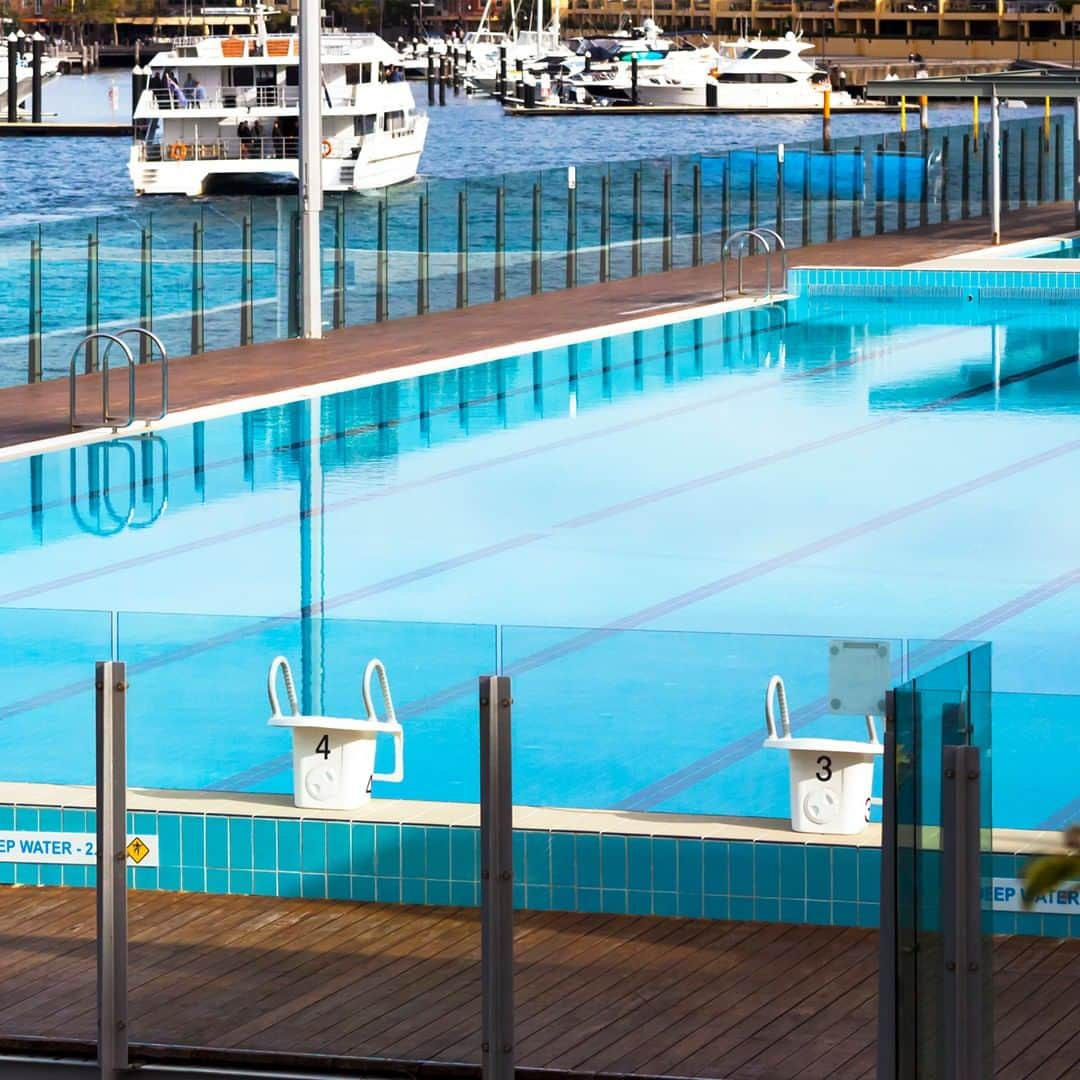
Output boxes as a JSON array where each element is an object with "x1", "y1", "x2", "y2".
[{"x1": 0, "y1": 801, "x2": 1073, "y2": 938}]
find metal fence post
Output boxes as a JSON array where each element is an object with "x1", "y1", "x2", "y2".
[
  {"x1": 961, "y1": 134, "x2": 972, "y2": 219},
  {"x1": 748, "y1": 152, "x2": 759, "y2": 231},
  {"x1": 457, "y1": 188, "x2": 469, "y2": 309},
  {"x1": 942, "y1": 744, "x2": 983, "y2": 1080},
  {"x1": 632, "y1": 168, "x2": 642, "y2": 276},
  {"x1": 140, "y1": 220, "x2": 153, "y2": 361},
  {"x1": 191, "y1": 218, "x2": 204, "y2": 355},
  {"x1": 1019, "y1": 125, "x2": 1029, "y2": 206},
  {"x1": 941, "y1": 134, "x2": 951, "y2": 223},
  {"x1": 876, "y1": 695, "x2": 899, "y2": 1080},
  {"x1": 802, "y1": 151, "x2": 813, "y2": 246},
  {"x1": 479, "y1": 674, "x2": 514, "y2": 1080},
  {"x1": 333, "y1": 198, "x2": 346, "y2": 330},
  {"x1": 565, "y1": 166, "x2": 577, "y2": 289},
  {"x1": 875, "y1": 143, "x2": 886, "y2": 236},
  {"x1": 85, "y1": 223, "x2": 100, "y2": 373},
  {"x1": 287, "y1": 209, "x2": 300, "y2": 339},
  {"x1": 376, "y1": 197, "x2": 389, "y2": 322},
  {"x1": 530, "y1": 181, "x2": 542, "y2": 295},
  {"x1": 851, "y1": 146, "x2": 862, "y2": 237},
  {"x1": 417, "y1": 191, "x2": 429, "y2": 315},
  {"x1": 600, "y1": 172, "x2": 611, "y2": 282},
  {"x1": 241, "y1": 210, "x2": 254, "y2": 346},
  {"x1": 692, "y1": 161, "x2": 703, "y2": 266},
  {"x1": 775, "y1": 144, "x2": 786, "y2": 245},
  {"x1": 1054, "y1": 115, "x2": 1063, "y2": 202},
  {"x1": 96, "y1": 660, "x2": 128, "y2": 1080},
  {"x1": 28, "y1": 228, "x2": 42, "y2": 384},
  {"x1": 662, "y1": 164, "x2": 673, "y2": 271},
  {"x1": 495, "y1": 184, "x2": 506, "y2": 302},
  {"x1": 827, "y1": 151, "x2": 837, "y2": 241}
]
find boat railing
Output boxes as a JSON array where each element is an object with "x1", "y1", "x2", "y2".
[
  {"x1": 141, "y1": 136, "x2": 304, "y2": 162},
  {"x1": 139, "y1": 85, "x2": 307, "y2": 111}
]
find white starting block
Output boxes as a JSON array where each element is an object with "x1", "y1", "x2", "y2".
[
  {"x1": 763, "y1": 640, "x2": 888, "y2": 835},
  {"x1": 268, "y1": 655, "x2": 404, "y2": 811}
]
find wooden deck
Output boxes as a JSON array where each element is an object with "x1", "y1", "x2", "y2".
[
  {"x1": 0, "y1": 886, "x2": 1076, "y2": 1078},
  {"x1": 0, "y1": 201, "x2": 1074, "y2": 458}
]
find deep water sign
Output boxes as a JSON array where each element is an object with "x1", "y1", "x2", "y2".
[
  {"x1": 0, "y1": 831, "x2": 158, "y2": 867},
  {"x1": 983, "y1": 877, "x2": 1080, "y2": 915}
]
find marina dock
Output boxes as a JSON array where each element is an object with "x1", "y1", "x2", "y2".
[
  {"x1": 0, "y1": 886, "x2": 1074, "y2": 1078},
  {"x1": 504, "y1": 102, "x2": 900, "y2": 117}
]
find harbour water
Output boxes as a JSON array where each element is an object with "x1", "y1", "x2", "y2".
[{"x1": 0, "y1": 71, "x2": 1027, "y2": 226}]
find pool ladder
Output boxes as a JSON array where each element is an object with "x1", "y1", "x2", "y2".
[
  {"x1": 69, "y1": 328, "x2": 169, "y2": 432},
  {"x1": 721, "y1": 228, "x2": 788, "y2": 301}
]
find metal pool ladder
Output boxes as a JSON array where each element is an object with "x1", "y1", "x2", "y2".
[
  {"x1": 69, "y1": 328, "x2": 169, "y2": 432},
  {"x1": 721, "y1": 228, "x2": 788, "y2": 301}
]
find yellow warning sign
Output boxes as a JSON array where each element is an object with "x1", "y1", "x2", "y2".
[{"x1": 126, "y1": 837, "x2": 150, "y2": 865}]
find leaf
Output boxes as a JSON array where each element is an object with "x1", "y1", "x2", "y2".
[{"x1": 1022, "y1": 854, "x2": 1080, "y2": 906}]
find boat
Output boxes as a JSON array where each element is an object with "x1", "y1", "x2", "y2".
[
  {"x1": 566, "y1": 43, "x2": 717, "y2": 106},
  {"x1": 462, "y1": 0, "x2": 571, "y2": 94},
  {"x1": 700, "y1": 32, "x2": 879, "y2": 111},
  {"x1": 128, "y1": 6, "x2": 427, "y2": 196},
  {"x1": 0, "y1": 41, "x2": 60, "y2": 112}
]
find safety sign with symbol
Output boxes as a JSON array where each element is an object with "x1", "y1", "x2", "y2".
[{"x1": 0, "y1": 831, "x2": 159, "y2": 867}]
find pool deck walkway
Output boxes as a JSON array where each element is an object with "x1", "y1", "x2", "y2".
[
  {"x1": 0, "y1": 886, "x2": 1077, "y2": 1078},
  {"x1": 0, "y1": 201, "x2": 1074, "y2": 459}
]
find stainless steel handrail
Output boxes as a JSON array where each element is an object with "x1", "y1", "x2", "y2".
[
  {"x1": 749, "y1": 227, "x2": 788, "y2": 294},
  {"x1": 721, "y1": 228, "x2": 774, "y2": 299},
  {"x1": 69, "y1": 333, "x2": 136, "y2": 432},
  {"x1": 114, "y1": 328, "x2": 169, "y2": 424}
]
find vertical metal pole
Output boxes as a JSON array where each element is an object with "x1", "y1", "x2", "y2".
[
  {"x1": 1019, "y1": 125, "x2": 1029, "y2": 206},
  {"x1": 417, "y1": 191, "x2": 429, "y2": 315},
  {"x1": 299, "y1": 0, "x2": 323, "y2": 338},
  {"x1": 992, "y1": 94, "x2": 1002, "y2": 244},
  {"x1": 139, "y1": 221, "x2": 153, "y2": 361},
  {"x1": 877, "y1": 696, "x2": 899, "y2": 1080},
  {"x1": 851, "y1": 146, "x2": 862, "y2": 237},
  {"x1": 1037, "y1": 120, "x2": 1046, "y2": 204},
  {"x1": 692, "y1": 162, "x2": 702, "y2": 266},
  {"x1": 96, "y1": 660, "x2": 128, "y2": 1080},
  {"x1": 28, "y1": 227, "x2": 41, "y2": 384},
  {"x1": 802, "y1": 151, "x2": 813, "y2": 246},
  {"x1": 748, "y1": 153, "x2": 759, "y2": 230},
  {"x1": 376, "y1": 197, "x2": 388, "y2": 322},
  {"x1": 775, "y1": 144, "x2": 786, "y2": 245},
  {"x1": 427, "y1": 51, "x2": 436, "y2": 106},
  {"x1": 531, "y1": 181, "x2": 542, "y2": 295},
  {"x1": 193, "y1": 422, "x2": 206, "y2": 500},
  {"x1": 722, "y1": 152, "x2": 732, "y2": 240},
  {"x1": 479, "y1": 674, "x2": 514, "y2": 1080},
  {"x1": 599, "y1": 172, "x2": 611, "y2": 282},
  {"x1": 940, "y1": 134, "x2": 951, "y2": 224},
  {"x1": 457, "y1": 188, "x2": 469, "y2": 309},
  {"x1": 495, "y1": 185, "x2": 506, "y2": 301},
  {"x1": 287, "y1": 209, "x2": 300, "y2": 339},
  {"x1": 920, "y1": 129, "x2": 931, "y2": 228},
  {"x1": 565, "y1": 166, "x2": 577, "y2": 289},
  {"x1": 85, "y1": 223, "x2": 99, "y2": 373},
  {"x1": 632, "y1": 168, "x2": 642, "y2": 276},
  {"x1": 241, "y1": 211, "x2": 254, "y2": 345},
  {"x1": 662, "y1": 165, "x2": 672, "y2": 271},
  {"x1": 630, "y1": 55, "x2": 639, "y2": 105},
  {"x1": 191, "y1": 218, "x2": 204, "y2": 355},
  {"x1": 981, "y1": 134, "x2": 990, "y2": 216},
  {"x1": 1001, "y1": 128, "x2": 1010, "y2": 214},
  {"x1": 1054, "y1": 115, "x2": 1064, "y2": 203},
  {"x1": 333, "y1": 198, "x2": 346, "y2": 330},
  {"x1": 942, "y1": 744, "x2": 983, "y2": 1080},
  {"x1": 827, "y1": 151, "x2": 837, "y2": 241},
  {"x1": 1074, "y1": 98, "x2": 1080, "y2": 229},
  {"x1": 961, "y1": 133, "x2": 972, "y2": 219},
  {"x1": 875, "y1": 143, "x2": 886, "y2": 236}
]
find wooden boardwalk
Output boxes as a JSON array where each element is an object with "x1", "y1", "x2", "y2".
[
  {"x1": 0, "y1": 201, "x2": 1073, "y2": 457},
  {"x1": 0, "y1": 886, "x2": 1076, "y2": 1078}
]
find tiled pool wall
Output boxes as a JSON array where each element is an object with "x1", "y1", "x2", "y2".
[
  {"x1": 0, "y1": 802, "x2": 1074, "y2": 939},
  {"x1": 790, "y1": 265, "x2": 1080, "y2": 301}
]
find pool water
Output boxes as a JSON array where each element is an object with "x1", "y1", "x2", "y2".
[{"x1": 0, "y1": 295, "x2": 1077, "y2": 829}]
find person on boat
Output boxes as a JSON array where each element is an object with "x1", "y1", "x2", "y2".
[
  {"x1": 251, "y1": 119, "x2": 263, "y2": 156},
  {"x1": 192, "y1": 79, "x2": 207, "y2": 107},
  {"x1": 237, "y1": 119, "x2": 251, "y2": 158},
  {"x1": 271, "y1": 118, "x2": 284, "y2": 157},
  {"x1": 166, "y1": 71, "x2": 187, "y2": 108}
]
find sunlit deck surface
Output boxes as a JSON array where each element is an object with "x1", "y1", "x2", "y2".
[
  {"x1": 0, "y1": 201, "x2": 1073, "y2": 457},
  {"x1": 0, "y1": 886, "x2": 1076, "y2": 1078}
]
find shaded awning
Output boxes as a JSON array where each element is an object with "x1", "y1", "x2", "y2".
[{"x1": 867, "y1": 69, "x2": 1080, "y2": 100}]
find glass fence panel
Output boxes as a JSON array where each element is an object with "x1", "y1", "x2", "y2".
[
  {"x1": 670, "y1": 152, "x2": 701, "y2": 270},
  {"x1": 504, "y1": 169, "x2": 541, "y2": 300},
  {"x1": 466, "y1": 173, "x2": 499, "y2": 307},
  {"x1": 539, "y1": 164, "x2": 570, "y2": 294},
  {"x1": 571, "y1": 162, "x2": 605, "y2": 288},
  {"x1": 386, "y1": 184, "x2": 421, "y2": 322},
  {"x1": 426, "y1": 175, "x2": 467, "y2": 315}
]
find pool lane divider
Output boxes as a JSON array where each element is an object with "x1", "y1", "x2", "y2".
[
  {"x1": 0, "y1": 322, "x2": 976, "y2": 608},
  {"x1": 0, "y1": 291, "x2": 783, "y2": 466}
]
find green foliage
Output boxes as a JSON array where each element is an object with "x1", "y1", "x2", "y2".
[{"x1": 1023, "y1": 826, "x2": 1080, "y2": 908}]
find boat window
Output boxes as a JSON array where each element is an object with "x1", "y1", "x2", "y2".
[
  {"x1": 230, "y1": 67, "x2": 254, "y2": 87},
  {"x1": 285, "y1": 65, "x2": 299, "y2": 86},
  {"x1": 346, "y1": 64, "x2": 361, "y2": 84},
  {"x1": 354, "y1": 114, "x2": 377, "y2": 136},
  {"x1": 362, "y1": 63, "x2": 374, "y2": 83},
  {"x1": 750, "y1": 48, "x2": 792, "y2": 59},
  {"x1": 715, "y1": 72, "x2": 798, "y2": 83},
  {"x1": 254, "y1": 65, "x2": 277, "y2": 86},
  {"x1": 383, "y1": 109, "x2": 407, "y2": 131}
]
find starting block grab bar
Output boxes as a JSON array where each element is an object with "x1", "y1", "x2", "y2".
[{"x1": 70, "y1": 328, "x2": 169, "y2": 432}]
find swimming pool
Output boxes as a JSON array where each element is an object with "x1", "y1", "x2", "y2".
[{"x1": 0, "y1": 292, "x2": 1077, "y2": 829}]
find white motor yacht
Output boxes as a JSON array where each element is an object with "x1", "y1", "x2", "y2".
[{"x1": 129, "y1": 7, "x2": 427, "y2": 196}]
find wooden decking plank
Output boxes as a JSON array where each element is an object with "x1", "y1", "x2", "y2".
[
  {"x1": 994, "y1": 970, "x2": 1080, "y2": 1075},
  {"x1": 1035, "y1": 1026, "x2": 1080, "y2": 1080},
  {"x1": 629, "y1": 928, "x2": 874, "y2": 1077},
  {"x1": 409, "y1": 914, "x2": 710, "y2": 1063},
  {"x1": 317, "y1": 910, "x2": 603, "y2": 1060},
  {"x1": 564, "y1": 923, "x2": 826, "y2": 1073}
]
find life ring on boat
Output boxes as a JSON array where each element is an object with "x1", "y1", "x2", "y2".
[
  {"x1": 169, "y1": 142, "x2": 188, "y2": 161},
  {"x1": 321, "y1": 139, "x2": 332, "y2": 158}
]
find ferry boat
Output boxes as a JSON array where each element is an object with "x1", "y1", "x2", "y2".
[{"x1": 129, "y1": 10, "x2": 427, "y2": 196}]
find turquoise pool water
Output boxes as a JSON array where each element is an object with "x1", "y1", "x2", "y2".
[
  {"x1": 0, "y1": 294, "x2": 1077, "y2": 829},
  {"x1": 1031, "y1": 238, "x2": 1080, "y2": 259}
]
